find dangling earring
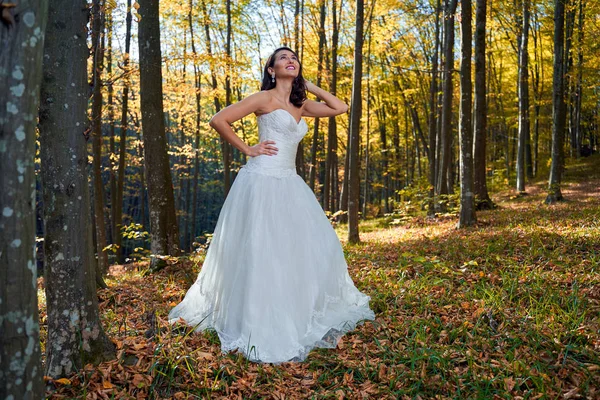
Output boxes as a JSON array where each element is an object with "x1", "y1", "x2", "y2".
[{"x1": 271, "y1": 73, "x2": 275, "y2": 83}]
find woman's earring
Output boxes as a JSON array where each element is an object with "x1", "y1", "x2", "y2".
[{"x1": 271, "y1": 73, "x2": 275, "y2": 83}]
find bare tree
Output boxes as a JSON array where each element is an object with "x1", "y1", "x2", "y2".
[
  {"x1": 0, "y1": 1, "x2": 48, "y2": 397},
  {"x1": 39, "y1": 0, "x2": 115, "y2": 378},
  {"x1": 138, "y1": 0, "x2": 180, "y2": 269}
]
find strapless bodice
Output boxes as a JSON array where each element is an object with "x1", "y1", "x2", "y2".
[{"x1": 243, "y1": 109, "x2": 308, "y2": 177}]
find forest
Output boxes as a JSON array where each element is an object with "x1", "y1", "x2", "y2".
[{"x1": 1, "y1": 0, "x2": 599, "y2": 398}]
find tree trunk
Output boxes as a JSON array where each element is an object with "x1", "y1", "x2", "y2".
[
  {"x1": 531, "y1": 7, "x2": 543, "y2": 177},
  {"x1": 226, "y1": 0, "x2": 234, "y2": 175},
  {"x1": 362, "y1": 33, "x2": 372, "y2": 219},
  {"x1": 294, "y1": 0, "x2": 301, "y2": 53},
  {"x1": 473, "y1": 0, "x2": 492, "y2": 209},
  {"x1": 91, "y1": 0, "x2": 109, "y2": 275},
  {"x1": 348, "y1": 0, "x2": 364, "y2": 244},
  {"x1": 516, "y1": 0, "x2": 530, "y2": 193},
  {"x1": 563, "y1": 0, "x2": 579, "y2": 160},
  {"x1": 546, "y1": 0, "x2": 566, "y2": 203},
  {"x1": 179, "y1": 31, "x2": 189, "y2": 251},
  {"x1": 115, "y1": 0, "x2": 132, "y2": 264},
  {"x1": 133, "y1": 112, "x2": 148, "y2": 230},
  {"x1": 436, "y1": 0, "x2": 458, "y2": 211},
  {"x1": 309, "y1": 0, "x2": 327, "y2": 196},
  {"x1": 565, "y1": 0, "x2": 575, "y2": 158},
  {"x1": 0, "y1": 1, "x2": 48, "y2": 397},
  {"x1": 106, "y1": 9, "x2": 117, "y2": 246},
  {"x1": 138, "y1": 0, "x2": 180, "y2": 269},
  {"x1": 324, "y1": 0, "x2": 342, "y2": 212},
  {"x1": 377, "y1": 103, "x2": 390, "y2": 213},
  {"x1": 428, "y1": 0, "x2": 442, "y2": 216},
  {"x1": 458, "y1": 0, "x2": 476, "y2": 227},
  {"x1": 572, "y1": 0, "x2": 584, "y2": 158},
  {"x1": 391, "y1": 98, "x2": 401, "y2": 200},
  {"x1": 295, "y1": 0, "x2": 306, "y2": 179},
  {"x1": 397, "y1": 74, "x2": 429, "y2": 158},
  {"x1": 405, "y1": 106, "x2": 410, "y2": 186},
  {"x1": 340, "y1": 130, "x2": 350, "y2": 221},
  {"x1": 188, "y1": 0, "x2": 202, "y2": 251},
  {"x1": 39, "y1": 0, "x2": 116, "y2": 378},
  {"x1": 201, "y1": 0, "x2": 229, "y2": 198}
]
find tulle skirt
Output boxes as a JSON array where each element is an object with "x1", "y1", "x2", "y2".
[{"x1": 168, "y1": 166, "x2": 374, "y2": 363}]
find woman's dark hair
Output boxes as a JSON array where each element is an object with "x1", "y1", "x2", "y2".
[{"x1": 261, "y1": 46, "x2": 307, "y2": 107}]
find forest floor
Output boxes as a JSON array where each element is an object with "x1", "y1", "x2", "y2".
[{"x1": 41, "y1": 155, "x2": 600, "y2": 399}]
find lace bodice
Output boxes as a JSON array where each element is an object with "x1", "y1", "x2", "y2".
[{"x1": 243, "y1": 109, "x2": 308, "y2": 177}]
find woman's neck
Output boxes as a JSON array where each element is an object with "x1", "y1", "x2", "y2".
[{"x1": 273, "y1": 79, "x2": 293, "y2": 105}]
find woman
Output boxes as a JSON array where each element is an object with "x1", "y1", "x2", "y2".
[{"x1": 169, "y1": 47, "x2": 374, "y2": 363}]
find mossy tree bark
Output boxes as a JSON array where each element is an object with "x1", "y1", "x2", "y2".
[{"x1": 0, "y1": 1, "x2": 48, "y2": 398}]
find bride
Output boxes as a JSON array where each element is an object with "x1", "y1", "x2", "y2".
[{"x1": 169, "y1": 46, "x2": 374, "y2": 363}]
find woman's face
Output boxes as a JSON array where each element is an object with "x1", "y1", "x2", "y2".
[{"x1": 269, "y1": 49, "x2": 300, "y2": 80}]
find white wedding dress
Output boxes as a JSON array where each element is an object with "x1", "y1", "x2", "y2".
[{"x1": 168, "y1": 108, "x2": 374, "y2": 363}]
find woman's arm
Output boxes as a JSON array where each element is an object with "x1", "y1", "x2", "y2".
[
  {"x1": 302, "y1": 81, "x2": 349, "y2": 118},
  {"x1": 209, "y1": 91, "x2": 278, "y2": 157}
]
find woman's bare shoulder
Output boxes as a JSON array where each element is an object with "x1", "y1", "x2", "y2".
[{"x1": 250, "y1": 91, "x2": 276, "y2": 115}]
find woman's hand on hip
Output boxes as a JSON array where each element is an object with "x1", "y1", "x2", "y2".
[{"x1": 247, "y1": 140, "x2": 278, "y2": 157}]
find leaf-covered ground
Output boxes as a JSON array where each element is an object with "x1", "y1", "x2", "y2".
[{"x1": 41, "y1": 155, "x2": 600, "y2": 399}]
